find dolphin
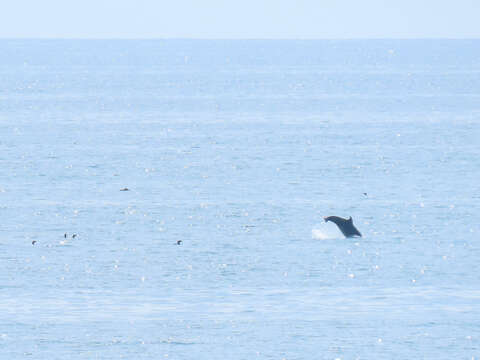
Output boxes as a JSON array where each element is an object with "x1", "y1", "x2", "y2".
[{"x1": 324, "y1": 216, "x2": 362, "y2": 238}]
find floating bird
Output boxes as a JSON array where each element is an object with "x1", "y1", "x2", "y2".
[
  {"x1": 324, "y1": 216, "x2": 362, "y2": 238},
  {"x1": 64, "y1": 233, "x2": 67, "y2": 238},
  {"x1": 32, "y1": 240, "x2": 37, "y2": 245},
  {"x1": 72, "y1": 234, "x2": 77, "y2": 239},
  {"x1": 176, "y1": 240, "x2": 183, "y2": 245}
]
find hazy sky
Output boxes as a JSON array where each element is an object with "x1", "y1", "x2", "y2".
[{"x1": 2, "y1": 0, "x2": 480, "y2": 39}]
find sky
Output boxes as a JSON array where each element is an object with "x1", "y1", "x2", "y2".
[{"x1": 2, "y1": 0, "x2": 480, "y2": 39}]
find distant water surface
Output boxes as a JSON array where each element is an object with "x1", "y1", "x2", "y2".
[{"x1": 0, "y1": 39, "x2": 479, "y2": 359}]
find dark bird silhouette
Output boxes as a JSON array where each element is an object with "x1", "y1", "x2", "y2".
[
  {"x1": 324, "y1": 216, "x2": 362, "y2": 238},
  {"x1": 32, "y1": 240, "x2": 37, "y2": 245},
  {"x1": 176, "y1": 240, "x2": 183, "y2": 245},
  {"x1": 72, "y1": 234, "x2": 77, "y2": 239},
  {"x1": 64, "y1": 233, "x2": 67, "y2": 238}
]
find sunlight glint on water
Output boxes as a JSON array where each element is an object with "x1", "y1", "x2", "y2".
[{"x1": 0, "y1": 39, "x2": 480, "y2": 359}]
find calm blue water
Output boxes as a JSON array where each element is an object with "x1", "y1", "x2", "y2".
[{"x1": 1, "y1": 40, "x2": 480, "y2": 359}]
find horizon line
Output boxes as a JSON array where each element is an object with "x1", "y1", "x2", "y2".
[{"x1": 1, "y1": 37, "x2": 480, "y2": 41}]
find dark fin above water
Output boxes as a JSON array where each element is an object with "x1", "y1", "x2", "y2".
[{"x1": 324, "y1": 216, "x2": 362, "y2": 238}]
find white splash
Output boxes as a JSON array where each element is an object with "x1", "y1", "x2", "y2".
[{"x1": 311, "y1": 222, "x2": 343, "y2": 240}]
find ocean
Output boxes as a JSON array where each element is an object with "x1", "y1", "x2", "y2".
[{"x1": 0, "y1": 39, "x2": 479, "y2": 359}]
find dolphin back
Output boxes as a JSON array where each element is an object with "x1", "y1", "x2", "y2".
[{"x1": 324, "y1": 215, "x2": 362, "y2": 238}]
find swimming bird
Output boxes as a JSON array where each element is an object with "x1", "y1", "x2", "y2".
[
  {"x1": 176, "y1": 240, "x2": 183, "y2": 245},
  {"x1": 324, "y1": 216, "x2": 362, "y2": 237}
]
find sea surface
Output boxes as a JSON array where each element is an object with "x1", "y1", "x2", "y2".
[{"x1": 1, "y1": 39, "x2": 480, "y2": 359}]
